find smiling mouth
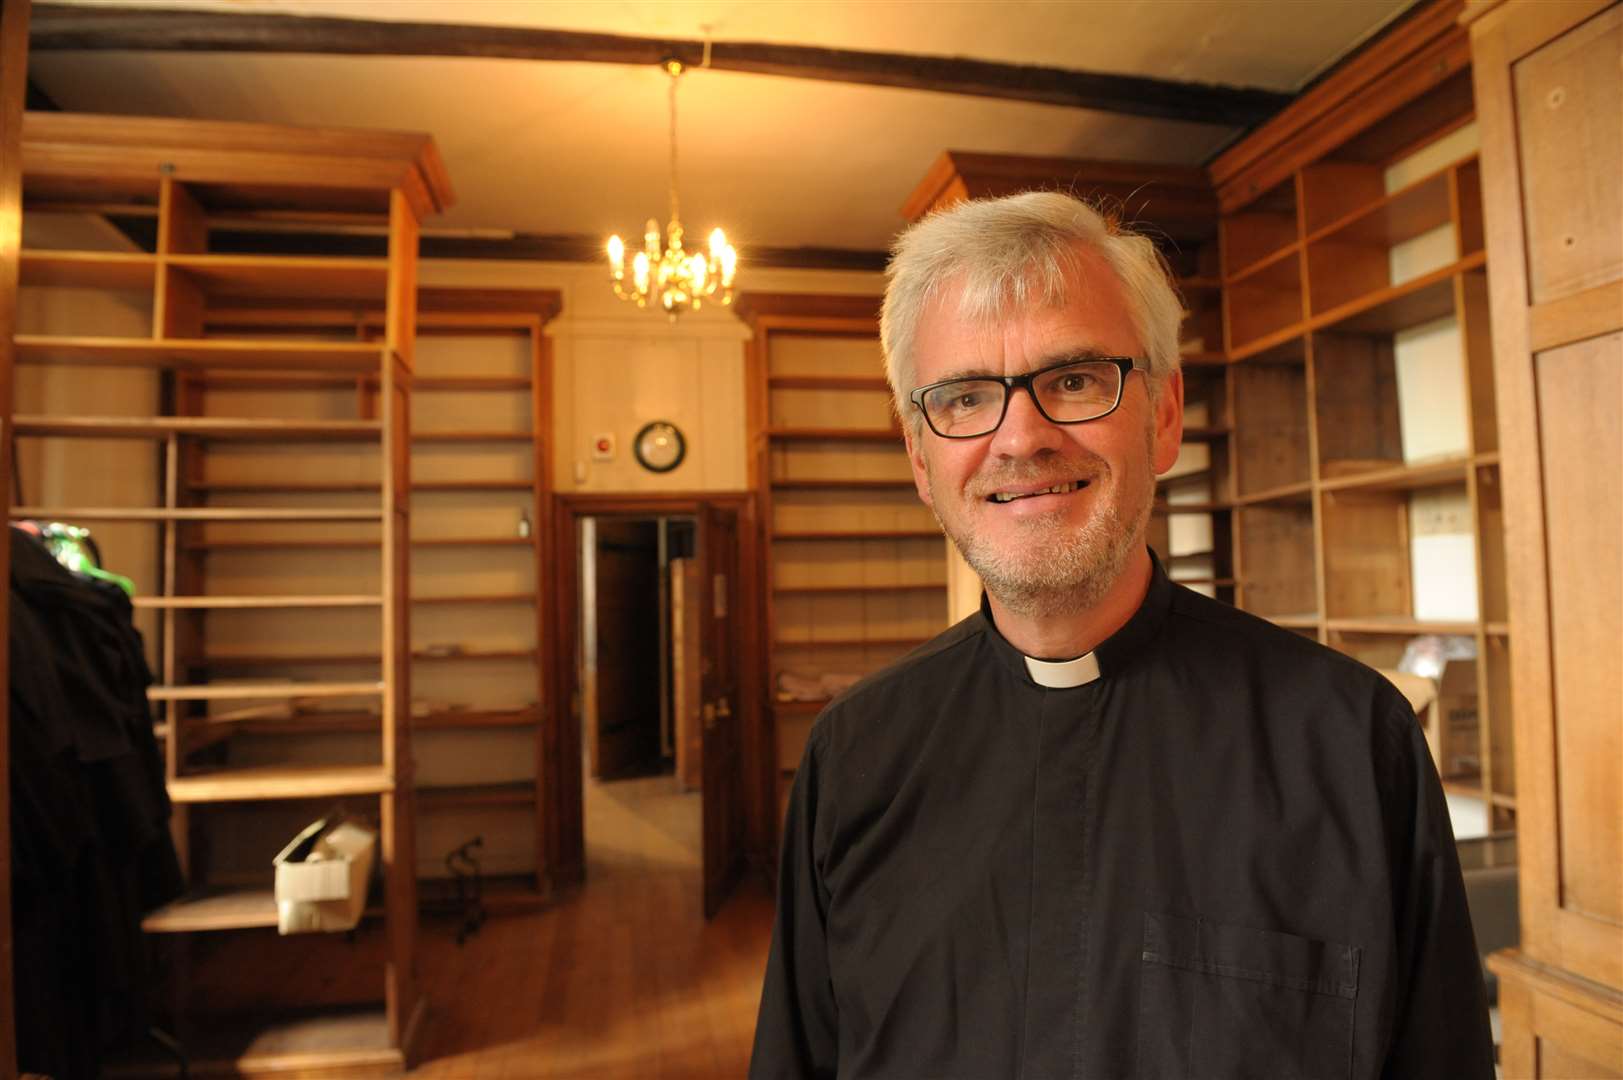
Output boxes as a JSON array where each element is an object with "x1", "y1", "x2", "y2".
[{"x1": 988, "y1": 480, "x2": 1088, "y2": 503}]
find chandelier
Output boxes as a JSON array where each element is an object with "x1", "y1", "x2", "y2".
[{"x1": 606, "y1": 59, "x2": 738, "y2": 318}]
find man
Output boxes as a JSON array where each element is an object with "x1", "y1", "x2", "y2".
[{"x1": 750, "y1": 192, "x2": 1495, "y2": 1079}]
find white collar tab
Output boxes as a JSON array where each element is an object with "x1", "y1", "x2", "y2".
[{"x1": 1023, "y1": 651, "x2": 1101, "y2": 689}]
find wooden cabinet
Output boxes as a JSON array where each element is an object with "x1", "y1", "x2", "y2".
[
  {"x1": 735, "y1": 293, "x2": 949, "y2": 826},
  {"x1": 1209, "y1": 0, "x2": 1515, "y2": 831},
  {"x1": 13, "y1": 112, "x2": 451, "y2": 1075},
  {"x1": 1466, "y1": 0, "x2": 1623, "y2": 1074}
]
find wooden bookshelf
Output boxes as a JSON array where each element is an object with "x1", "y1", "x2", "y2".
[
  {"x1": 1209, "y1": 8, "x2": 1512, "y2": 828},
  {"x1": 737, "y1": 292, "x2": 951, "y2": 826},
  {"x1": 195, "y1": 288, "x2": 562, "y2": 902},
  {"x1": 13, "y1": 111, "x2": 449, "y2": 1073}
]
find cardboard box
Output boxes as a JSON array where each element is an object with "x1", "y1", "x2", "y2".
[{"x1": 273, "y1": 817, "x2": 376, "y2": 935}]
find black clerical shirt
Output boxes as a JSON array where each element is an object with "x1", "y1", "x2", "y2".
[{"x1": 751, "y1": 558, "x2": 1495, "y2": 1079}]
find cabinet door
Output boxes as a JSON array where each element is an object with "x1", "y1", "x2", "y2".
[{"x1": 1472, "y1": 0, "x2": 1623, "y2": 993}]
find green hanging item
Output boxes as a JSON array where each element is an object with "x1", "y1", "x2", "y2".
[{"x1": 38, "y1": 521, "x2": 137, "y2": 598}]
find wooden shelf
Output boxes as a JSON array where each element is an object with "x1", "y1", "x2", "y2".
[
  {"x1": 1318, "y1": 456, "x2": 1470, "y2": 493},
  {"x1": 1229, "y1": 325, "x2": 1310, "y2": 364},
  {"x1": 185, "y1": 538, "x2": 381, "y2": 552},
  {"x1": 1232, "y1": 480, "x2": 1314, "y2": 505},
  {"x1": 20, "y1": 249, "x2": 157, "y2": 289},
  {"x1": 12, "y1": 414, "x2": 381, "y2": 441},
  {"x1": 773, "y1": 529, "x2": 940, "y2": 541},
  {"x1": 1169, "y1": 576, "x2": 1238, "y2": 588},
  {"x1": 1267, "y1": 613, "x2": 1321, "y2": 629},
  {"x1": 1225, "y1": 241, "x2": 1301, "y2": 287},
  {"x1": 410, "y1": 430, "x2": 532, "y2": 443},
  {"x1": 198, "y1": 654, "x2": 380, "y2": 668},
  {"x1": 1326, "y1": 615, "x2": 1484, "y2": 635},
  {"x1": 230, "y1": 707, "x2": 540, "y2": 736},
  {"x1": 12, "y1": 505, "x2": 382, "y2": 523},
  {"x1": 1312, "y1": 252, "x2": 1486, "y2": 336},
  {"x1": 133, "y1": 594, "x2": 382, "y2": 610},
  {"x1": 773, "y1": 583, "x2": 945, "y2": 596},
  {"x1": 416, "y1": 647, "x2": 536, "y2": 663},
  {"x1": 165, "y1": 253, "x2": 388, "y2": 300},
  {"x1": 197, "y1": 648, "x2": 535, "y2": 668},
  {"x1": 767, "y1": 427, "x2": 902, "y2": 443},
  {"x1": 412, "y1": 592, "x2": 533, "y2": 605},
  {"x1": 188, "y1": 480, "x2": 383, "y2": 494},
  {"x1": 413, "y1": 479, "x2": 533, "y2": 492},
  {"x1": 104, "y1": 1005, "x2": 401, "y2": 1078},
  {"x1": 14, "y1": 335, "x2": 382, "y2": 373},
  {"x1": 148, "y1": 680, "x2": 383, "y2": 702},
  {"x1": 771, "y1": 478, "x2": 915, "y2": 491},
  {"x1": 418, "y1": 781, "x2": 535, "y2": 811},
  {"x1": 142, "y1": 887, "x2": 278, "y2": 933},
  {"x1": 414, "y1": 375, "x2": 531, "y2": 391},
  {"x1": 168, "y1": 764, "x2": 391, "y2": 803},
  {"x1": 768, "y1": 375, "x2": 890, "y2": 391},
  {"x1": 414, "y1": 536, "x2": 534, "y2": 548},
  {"x1": 1153, "y1": 500, "x2": 1231, "y2": 514},
  {"x1": 774, "y1": 636, "x2": 928, "y2": 648},
  {"x1": 1180, "y1": 350, "x2": 1230, "y2": 366},
  {"x1": 1309, "y1": 169, "x2": 1455, "y2": 249},
  {"x1": 183, "y1": 535, "x2": 533, "y2": 552},
  {"x1": 773, "y1": 699, "x2": 830, "y2": 714}
]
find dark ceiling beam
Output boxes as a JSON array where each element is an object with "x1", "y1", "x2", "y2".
[
  {"x1": 107, "y1": 218, "x2": 890, "y2": 272},
  {"x1": 30, "y1": 4, "x2": 1291, "y2": 128}
]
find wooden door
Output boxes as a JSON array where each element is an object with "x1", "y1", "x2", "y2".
[
  {"x1": 593, "y1": 520, "x2": 662, "y2": 780},
  {"x1": 1470, "y1": 1, "x2": 1623, "y2": 1074},
  {"x1": 699, "y1": 503, "x2": 744, "y2": 918}
]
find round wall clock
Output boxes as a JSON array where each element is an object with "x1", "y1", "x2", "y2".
[{"x1": 633, "y1": 420, "x2": 687, "y2": 473}]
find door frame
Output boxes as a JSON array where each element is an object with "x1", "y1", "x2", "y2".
[{"x1": 546, "y1": 491, "x2": 763, "y2": 889}]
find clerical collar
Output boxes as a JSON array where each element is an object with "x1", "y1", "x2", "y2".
[
  {"x1": 1024, "y1": 651, "x2": 1101, "y2": 688},
  {"x1": 977, "y1": 548, "x2": 1174, "y2": 687}
]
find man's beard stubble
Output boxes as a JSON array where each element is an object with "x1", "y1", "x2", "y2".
[{"x1": 926, "y1": 437, "x2": 1157, "y2": 619}]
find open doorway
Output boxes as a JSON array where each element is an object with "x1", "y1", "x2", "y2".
[
  {"x1": 580, "y1": 515, "x2": 701, "y2": 786},
  {"x1": 549, "y1": 494, "x2": 756, "y2": 918}
]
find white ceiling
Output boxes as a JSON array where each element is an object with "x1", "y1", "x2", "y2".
[{"x1": 30, "y1": 0, "x2": 1416, "y2": 254}]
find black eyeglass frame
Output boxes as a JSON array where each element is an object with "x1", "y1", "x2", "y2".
[{"x1": 908, "y1": 356, "x2": 1147, "y2": 439}]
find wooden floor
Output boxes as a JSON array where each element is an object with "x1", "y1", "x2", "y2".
[{"x1": 408, "y1": 772, "x2": 774, "y2": 1079}]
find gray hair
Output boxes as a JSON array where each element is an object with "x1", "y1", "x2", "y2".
[{"x1": 880, "y1": 190, "x2": 1184, "y2": 424}]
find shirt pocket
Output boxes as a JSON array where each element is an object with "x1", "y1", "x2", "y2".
[{"x1": 1136, "y1": 911, "x2": 1359, "y2": 1080}]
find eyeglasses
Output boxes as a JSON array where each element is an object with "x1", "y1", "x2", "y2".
[{"x1": 908, "y1": 356, "x2": 1146, "y2": 439}]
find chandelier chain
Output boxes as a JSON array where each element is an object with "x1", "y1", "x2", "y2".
[{"x1": 667, "y1": 62, "x2": 681, "y2": 228}]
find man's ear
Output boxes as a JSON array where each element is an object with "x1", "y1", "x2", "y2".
[
  {"x1": 903, "y1": 424, "x2": 935, "y2": 508},
  {"x1": 1151, "y1": 369, "x2": 1185, "y2": 475}
]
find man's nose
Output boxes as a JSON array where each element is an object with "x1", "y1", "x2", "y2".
[{"x1": 988, "y1": 384, "x2": 1064, "y2": 458}]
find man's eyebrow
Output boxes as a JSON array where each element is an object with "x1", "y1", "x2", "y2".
[{"x1": 930, "y1": 349, "x2": 1115, "y2": 383}]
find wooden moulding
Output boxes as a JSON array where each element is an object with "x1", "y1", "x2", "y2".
[
  {"x1": 21, "y1": 111, "x2": 454, "y2": 218},
  {"x1": 900, "y1": 150, "x2": 1218, "y2": 243},
  {"x1": 732, "y1": 291, "x2": 881, "y2": 327},
  {"x1": 1208, "y1": 0, "x2": 1472, "y2": 212}
]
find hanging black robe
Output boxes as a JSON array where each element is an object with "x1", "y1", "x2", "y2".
[{"x1": 751, "y1": 557, "x2": 1494, "y2": 1079}]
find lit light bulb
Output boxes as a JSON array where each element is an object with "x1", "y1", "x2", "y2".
[{"x1": 607, "y1": 235, "x2": 625, "y2": 276}]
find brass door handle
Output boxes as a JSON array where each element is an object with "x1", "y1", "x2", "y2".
[{"x1": 702, "y1": 702, "x2": 718, "y2": 732}]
